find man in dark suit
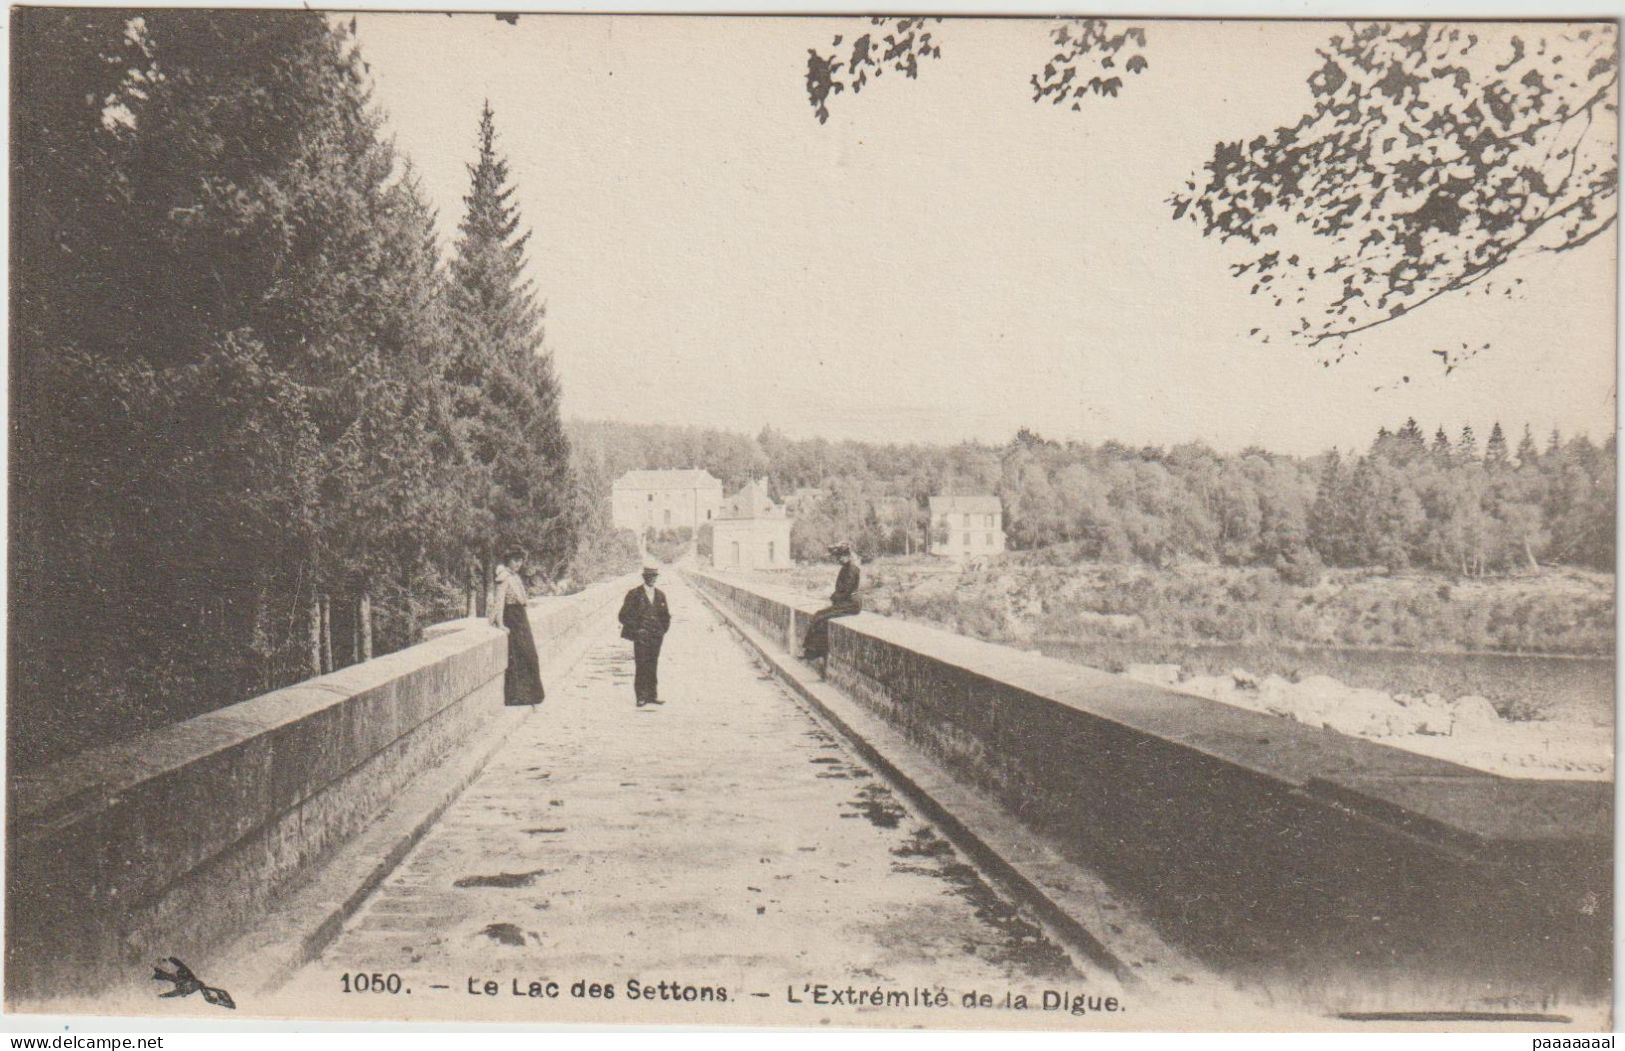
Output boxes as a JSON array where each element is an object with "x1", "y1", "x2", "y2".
[{"x1": 618, "y1": 567, "x2": 672, "y2": 707}]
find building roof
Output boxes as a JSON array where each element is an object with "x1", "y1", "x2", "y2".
[
  {"x1": 720, "y1": 479, "x2": 785, "y2": 519},
  {"x1": 612, "y1": 469, "x2": 723, "y2": 491},
  {"x1": 930, "y1": 494, "x2": 1002, "y2": 513}
]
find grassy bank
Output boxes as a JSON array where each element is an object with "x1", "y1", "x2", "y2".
[
  {"x1": 768, "y1": 554, "x2": 1614, "y2": 656},
  {"x1": 755, "y1": 554, "x2": 1614, "y2": 723}
]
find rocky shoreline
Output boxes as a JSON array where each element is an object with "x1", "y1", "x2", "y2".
[{"x1": 1123, "y1": 661, "x2": 1611, "y2": 781}]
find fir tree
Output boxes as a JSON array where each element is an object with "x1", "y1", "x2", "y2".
[
  {"x1": 1458, "y1": 424, "x2": 1479, "y2": 464},
  {"x1": 8, "y1": 10, "x2": 482, "y2": 761},
  {"x1": 1378, "y1": 417, "x2": 1427, "y2": 465},
  {"x1": 1516, "y1": 424, "x2": 1540, "y2": 469},
  {"x1": 1485, "y1": 421, "x2": 1509, "y2": 469},
  {"x1": 1431, "y1": 425, "x2": 1452, "y2": 463},
  {"x1": 1309, "y1": 449, "x2": 1354, "y2": 565},
  {"x1": 447, "y1": 102, "x2": 576, "y2": 595}
]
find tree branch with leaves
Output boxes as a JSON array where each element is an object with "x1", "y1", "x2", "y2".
[
  {"x1": 1170, "y1": 22, "x2": 1618, "y2": 363},
  {"x1": 805, "y1": 16, "x2": 1151, "y2": 123},
  {"x1": 1031, "y1": 20, "x2": 1149, "y2": 108}
]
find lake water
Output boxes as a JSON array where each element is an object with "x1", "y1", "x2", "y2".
[{"x1": 1032, "y1": 638, "x2": 1616, "y2": 725}]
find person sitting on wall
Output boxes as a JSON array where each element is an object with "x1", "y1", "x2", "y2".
[{"x1": 801, "y1": 543, "x2": 860, "y2": 678}]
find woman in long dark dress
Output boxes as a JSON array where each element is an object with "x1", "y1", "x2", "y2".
[
  {"x1": 802, "y1": 543, "x2": 861, "y2": 674},
  {"x1": 491, "y1": 547, "x2": 545, "y2": 706}
]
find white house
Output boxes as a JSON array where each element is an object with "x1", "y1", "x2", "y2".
[
  {"x1": 929, "y1": 494, "x2": 1006, "y2": 562},
  {"x1": 611, "y1": 469, "x2": 724, "y2": 534},
  {"x1": 711, "y1": 479, "x2": 793, "y2": 570}
]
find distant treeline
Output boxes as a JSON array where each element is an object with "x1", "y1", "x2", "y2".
[
  {"x1": 569, "y1": 419, "x2": 1616, "y2": 576},
  {"x1": 11, "y1": 12, "x2": 593, "y2": 766}
]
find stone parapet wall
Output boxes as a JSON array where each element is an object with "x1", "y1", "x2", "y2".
[
  {"x1": 686, "y1": 568, "x2": 1611, "y2": 995},
  {"x1": 6, "y1": 577, "x2": 627, "y2": 1002}
]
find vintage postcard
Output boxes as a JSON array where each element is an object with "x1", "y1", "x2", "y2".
[{"x1": 5, "y1": 8, "x2": 1616, "y2": 1033}]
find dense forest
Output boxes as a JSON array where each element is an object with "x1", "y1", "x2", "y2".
[
  {"x1": 569, "y1": 418, "x2": 1616, "y2": 578},
  {"x1": 10, "y1": 12, "x2": 602, "y2": 766}
]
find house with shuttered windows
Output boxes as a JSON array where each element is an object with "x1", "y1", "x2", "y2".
[{"x1": 928, "y1": 494, "x2": 1006, "y2": 562}]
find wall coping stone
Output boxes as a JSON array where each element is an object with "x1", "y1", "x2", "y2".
[
  {"x1": 689, "y1": 569, "x2": 1610, "y2": 852},
  {"x1": 10, "y1": 625, "x2": 504, "y2": 842}
]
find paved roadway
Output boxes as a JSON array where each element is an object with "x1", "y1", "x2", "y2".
[{"x1": 280, "y1": 577, "x2": 1114, "y2": 1024}]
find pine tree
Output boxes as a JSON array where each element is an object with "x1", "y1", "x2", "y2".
[
  {"x1": 10, "y1": 10, "x2": 138, "y2": 360},
  {"x1": 330, "y1": 171, "x2": 470, "y2": 655},
  {"x1": 1516, "y1": 423, "x2": 1540, "y2": 469},
  {"x1": 10, "y1": 10, "x2": 147, "y2": 757},
  {"x1": 1484, "y1": 421, "x2": 1509, "y2": 469},
  {"x1": 447, "y1": 102, "x2": 576, "y2": 595},
  {"x1": 1458, "y1": 424, "x2": 1479, "y2": 464},
  {"x1": 1377, "y1": 417, "x2": 1426, "y2": 465},
  {"x1": 1431, "y1": 425, "x2": 1453, "y2": 463},
  {"x1": 1309, "y1": 449, "x2": 1353, "y2": 565},
  {"x1": 7, "y1": 11, "x2": 470, "y2": 761}
]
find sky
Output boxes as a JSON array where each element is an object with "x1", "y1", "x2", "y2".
[{"x1": 350, "y1": 14, "x2": 1618, "y2": 456}]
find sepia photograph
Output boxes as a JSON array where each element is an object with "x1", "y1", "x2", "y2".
[{"x1": 4, "y1": 5, "x2": 1617, "y2": 1034}]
